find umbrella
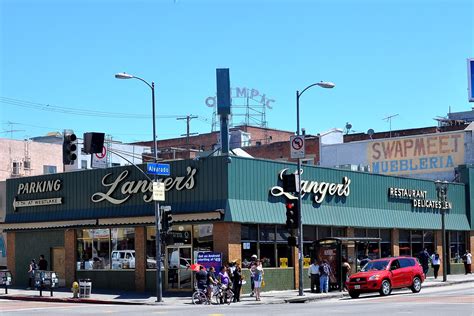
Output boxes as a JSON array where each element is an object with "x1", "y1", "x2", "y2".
[{"x1": 189, "y1": 263, "x2": 204, "y2": 272}]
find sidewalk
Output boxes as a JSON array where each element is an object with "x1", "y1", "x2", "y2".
[{"x1": 0, "y1": 274, "x2": 472, "y2": 306}]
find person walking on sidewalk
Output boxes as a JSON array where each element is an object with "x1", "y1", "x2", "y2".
[
  {"x1": 342, "y1": 258, "x2": 351, "y2": 291},
  {"x1": 462, "y1": 250, "x2": 472, "y2": 274},
  {"x1": 249, "y1": 254, "x2": 258, "y2": 297},
  {"x1": 27, "y1": 259, "x2": 37, "y2": 289},
  {"x1": 253, "y1": 260, "x2": 264, "y2": 301},
  {"x1": 431, "y1": 252, "x2": 441, "y2": 279},
  {"x1": 418, "y1": 248, "x2": 430, "y2": 277},
  {"x1": 319, "y1": 260, "x2": 331, "y2": 294},
  {"x1": 307, "y1": 259, "x2": 320, "y2": 293}
]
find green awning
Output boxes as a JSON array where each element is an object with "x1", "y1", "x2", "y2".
[{"x1": 226, "y1": 199, "x2": 471, "y2": 231}]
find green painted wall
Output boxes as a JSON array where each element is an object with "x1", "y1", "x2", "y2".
[
  {"x1": 241, "y1": 268, "x2": 294, "y2": 292},
  {"x1": 15, "y1": 230, "x2": 64, "y2": 287},
  {"x1": 77, "y1": 271, "x2": 135, "y2": 291},
  {"x1": 458, "y1": 164, "x2": 474, "y2": 228}
]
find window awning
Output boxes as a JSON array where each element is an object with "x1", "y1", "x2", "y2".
[
  {"x1": 97, "y1": 211, "x2": 223, "y2": 226},
  {"x1": 0, "y1": 219, "x2": 97, "y2": 231}
]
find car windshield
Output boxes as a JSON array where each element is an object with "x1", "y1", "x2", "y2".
[{"x1": 361, "y1": 260, "x2": 390, "y2": 272}]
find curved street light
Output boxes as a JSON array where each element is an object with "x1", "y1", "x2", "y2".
[
  {"x1": 295, "y1": 81, "x2": 335, "y2": 297},
  {"x1": 435, "y1": 180, "x2": 449, "y2": 282},
  {"x1": 115, "y1": 72, "x2": 162, "y2": 302}
]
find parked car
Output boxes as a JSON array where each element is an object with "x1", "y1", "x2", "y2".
[
  {"x1": 346, "y1": 256, "x2": 425, "y2": 298},
  {"x1": 111, "y1": 250, "x2": 157, "y2": 269}
]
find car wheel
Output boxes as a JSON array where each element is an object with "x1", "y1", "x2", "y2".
[
  {"x1": 379, "y1": 280, "x2": 391, "y2": 296},
  {"x1": 349, "y1": 291, "x2": 360, "y2": 299},
  {"x1": 410, "y1": 276, "x2": 422, "y2": 293}
]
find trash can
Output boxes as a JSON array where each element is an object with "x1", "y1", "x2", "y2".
[{"x1": 79, "y1": 279, "x2": 92, "y2": 298}]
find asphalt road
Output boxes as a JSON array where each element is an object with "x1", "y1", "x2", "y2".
[{"x1": 1, "y1": 283, "x2": 472, "y2": 316}]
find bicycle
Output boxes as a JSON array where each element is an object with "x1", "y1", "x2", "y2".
[
  {"x1": 213, "y1": 283, "x2": 234, "y2": 305},
  {"x1": 192, "y1": 287, "x2": 210, "y2": 305}
]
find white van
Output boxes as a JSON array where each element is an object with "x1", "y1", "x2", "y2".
[{"x1": 111, "y1": 250, "x2": 157, "y2": 269}]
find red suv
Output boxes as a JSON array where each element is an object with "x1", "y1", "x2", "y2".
[{"x1": 346, "y1": 257, "x2": 425, "y2": 298}]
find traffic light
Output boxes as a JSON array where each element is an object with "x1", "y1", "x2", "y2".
[
  {"x1": 161, "y1": 208, "x2": 173, "y2": 233},
  {"x1": 288, "y1": 235, "x2": 297, "y2": 247},
  {"x1": 63, "y1": 131, "x2": 78, "y2": 165},
  {"x1": 83, "y1": 132, "x2": 105, "y2": 154},
  {"x1": 285, "y1": 200, "x2": 299, "y2": 229}
]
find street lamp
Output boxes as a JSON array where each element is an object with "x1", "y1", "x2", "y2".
[
  {"x1": 295, "y1": 81, "x2": 335, "y2": 296},
  {"x1": 435, "y1": 180, "x2": 449, "y2": 282},
  {"x1": 115, "y1": 72, "x2": 163, "y2": 302}
]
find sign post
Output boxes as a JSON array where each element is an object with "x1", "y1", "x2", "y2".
[{"x1": 290, "y1": 136, "x2": 305, "y2": 159}]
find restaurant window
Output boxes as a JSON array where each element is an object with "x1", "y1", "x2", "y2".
[
  {"x1": 423, "y1": 231, "x2": 434, "y2": 254},
  {"x1": 450, "y1": 231, "x2": 466, "y2": 263},
  {"x1": 303, "y1": 226, "x2": 316, "y2": 242},
  {"x1": 399, "y1": 230, "x2": 411, "y2": 256},
  {"x1": 111, "y1": 228, "x2": 135, "y2": 269},
  {"x1": 332, "y1": 227, "x2": 345, "y2": 237},
  {"x1": 380, "y1": 229, "x2": 391, "y2": 258},
  {"x1": 193, "y1": 224, "x2": 213, "y2": 252},
  {"x1": 411, "y1": 230, "x2": 423, "y2": 256},
  {"x1": 77, "y1": 229, "x2": 111, "y2": 270},
  {"x1": 318, "y1": 226, "x2": 331, "y2": 239},
  {"x1": 241, "y1": 224, "x2": 258, "y2": 268}
]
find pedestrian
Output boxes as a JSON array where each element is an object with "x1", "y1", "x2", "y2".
[
  {"x1": 430, "y1": 252, "x2": 441, "y2": 279},
  {"x1": 319, "y1": 259, "x2": 331, "y2": 294},
  {"x1": 207, "y1": 266, "x2": 218, "y2": 300},
  {"x1": 418, "y1": 248, "x2": 430, "y2": 276},
  {"x1": 342, "y1": 257, "x2": 351, "y2": 291},
  {"x1": 27, "y1": 259, "x2": 37, "y2": 289},
  {"x1": 195, "y1": 265, "x2": 208, "y2": 292},
  {"x1": 462, "y1": 250, "x2": 472, "y2": 275},
  {"x1": 232, "y1": 261, "x2": 243, "y2": 302},
  {"x1": 249, "y1": 254, "x2": 258, "y2": 297},
  {"x1": 38, "y1": 254, "x2": 48, "y2": 271},
  {"x1": 253, "y1": 260, "x2": 264, "y2": 301},
  {"x1": 218, "y1": 266, "x2": 231, "y2": 304},
  {"x1": 307, "y1": 259, "x2": 320, "y2": 293}
]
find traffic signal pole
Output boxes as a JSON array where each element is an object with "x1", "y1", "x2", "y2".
[{"x1": 296, "y1": 90, "x2": 304, "y2": 297}]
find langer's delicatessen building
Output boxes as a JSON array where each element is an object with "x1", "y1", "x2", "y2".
[{"x1": 3, "y1": 157, "x2": 473, "y2": 292}]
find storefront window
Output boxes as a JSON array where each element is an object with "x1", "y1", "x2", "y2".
[
  {"x1": 193, "y1": 224, "x2": 213, "y2": 252},
  {"x1": 77, "y1": 229, "x2": 111, "y2": 270},
  {"x1": 259, "y1": 243, "x2": 275, "y2": 267},
  {"x1": 241, "y1": 224, "x2": 258, "y2": 241},
  {"x1": 450, "y1": 231, "x2": 466, "y2": 263},
  {"x1": 318, "y1": 226, "x2": 331, "y2": 239},
  {"x1": 303, "y1": 226, "x2": 316, "y2": 242},
  {"x1": 259, "y1": 225, "x2": 276, "y2": 242},
  {"x1": 380, "y1": 229, "x2": 391, "y2": 258},
  {"x1": 423, "y1": 231, "x2": 434, "y2": 254},
  {"x1": 399, "y1": 230, "x2": 411, "y2": 256},
  {"x1": 332, "y1": 227, "x2": 345, "y2": 237}
]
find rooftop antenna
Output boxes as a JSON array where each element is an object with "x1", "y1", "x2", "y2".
[{"x1": 383, "y1": 114, "x2": 399, "y2": 138}]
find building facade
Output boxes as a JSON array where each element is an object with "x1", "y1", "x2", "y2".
[{"x1": 2, "y1": 157, "x2": 473, "y2": 292}]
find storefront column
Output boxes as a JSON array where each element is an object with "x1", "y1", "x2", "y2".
[
  {"x1": 346, "y1": 227, "x2": 355, "y2": 262},
  {"x1": 135, "y1": 226, "x2": 146, "y2": 292},
  {"x1": 391, "y1": 229, "x2": 399, "y2": 257},
  {"x1": 64, "y1": 229, "x2": 76, "y2": 287},
  {"x1": 292, "y1": 246, "x2": 299, "y2": 290},
  {"x1": 470, "y1": 231, "x2": 474, "y2": 254},
  {"x1": 213, "y1": 222, "x2": 241, "y2": 264},
  {"x1": 6, "y1": 232, "x2": 15, "y2": 283},
  {"x1": 435, "y1": 230, "x2": 444, "y2": 276}
]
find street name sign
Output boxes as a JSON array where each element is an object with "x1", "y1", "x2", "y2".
[{"x1": 147, "y1": 163, "x2": 170, "y2": 176}]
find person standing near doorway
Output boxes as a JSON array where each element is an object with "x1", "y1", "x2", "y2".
[
  {"x1": 431, "y1": 252, "x2": 441, "y2": 279},
  {"x1": 307, "y1": 259, "x2": 320, "y2": 293},
  {"x1": 38, "y1": 254, "x2": 48, "y2": 271},
  {"x1": 462, "y1": 250, "x2": 472, "y2": 274},
  {"x1": 319, "y1": 260, "x2": 331, "y2": 294},
  {"x1": 27, "y1": 259, "x2": 37, "y2": 290}
]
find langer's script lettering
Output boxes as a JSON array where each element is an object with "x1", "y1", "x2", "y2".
[
  {"x1": 91, "y1": 167, "x2": 197, "y2": 205},
  {"x1": 269, "y1": 169, "x2": 350, "y2": 203}
]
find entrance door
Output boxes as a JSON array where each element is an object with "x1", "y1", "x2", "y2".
[
  {"x1": 166, "y1": 246, "x2": 193, "y2": 290},
  {"x1": 51, "y1": 247, "x2": 66, "y2": 287}
]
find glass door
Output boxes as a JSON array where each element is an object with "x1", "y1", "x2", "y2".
[{"x1": 166, "y1": 246, "x2": 193, "y2": 290}]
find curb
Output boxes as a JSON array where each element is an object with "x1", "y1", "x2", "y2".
[
  {"x1": 0, "y1": 295, "x2": 144, "y2": 305},
  {"x1": 284, "y1": 279, "x2": 474, "y2": 304}
]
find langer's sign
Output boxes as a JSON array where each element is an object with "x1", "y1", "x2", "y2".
[
  {"x1": 91, "y1": 167, "x2": 197, "y2": 205},
  {"x1": 270, "y1": 169, "x2": 351, "y2": 203}
]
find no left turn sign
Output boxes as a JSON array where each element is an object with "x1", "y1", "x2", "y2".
[{"x1": 290, "y1": 136, "x2": 305, "y2": 159}]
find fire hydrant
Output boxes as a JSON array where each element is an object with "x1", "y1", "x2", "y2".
[{"x1": 72, "y1": 281, "x2": 79, "y2": 298}]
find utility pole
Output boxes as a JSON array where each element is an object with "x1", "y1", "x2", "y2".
[{"x1": 177, "y1": 115, "x2": 198, "y2": 146}]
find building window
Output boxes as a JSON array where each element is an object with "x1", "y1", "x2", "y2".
[
  {"x1": 399, "y1": 230, "x2": 411, "y2": 256},
  {"x1": 76, "y1": 228, "x2": 135, "y2": 270},
  {"x1": 81, "y1": 160, "x2": 88, "y2": 169},
  {"x1": 43, "y1": 165, "x2": 57, "y2": 174},
  {"x1": 450, "y1": 231, "x2": 466, "y2": 263},
  {"x1": 12, "y1": 161, "x2": 21, "y2": 176},
  {"x1": 380, "y1": 229, "x2": 391, "y2": 258}
]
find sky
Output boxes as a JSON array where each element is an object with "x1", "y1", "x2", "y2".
[{"x1": 1, "y1": 0, "x2": 473, "y2": 143}]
